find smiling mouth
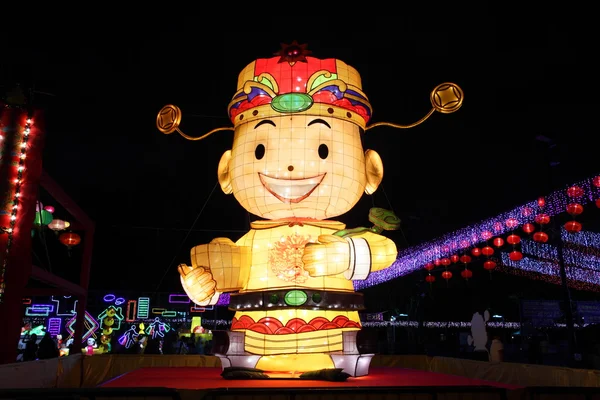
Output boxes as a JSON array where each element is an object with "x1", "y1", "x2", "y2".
[{"x1": 258, "y1": 173, "x2": 326, "y2": 203}]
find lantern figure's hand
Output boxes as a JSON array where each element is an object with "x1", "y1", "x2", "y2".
[
  {"x1": 302, "y1": 234, "x2": 350, "y2": 277},
  {"x1": 178, "y1": 264, "x2": 221, "y2": 306}
]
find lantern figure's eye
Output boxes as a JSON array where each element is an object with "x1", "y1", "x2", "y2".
[
  {"x1": 255, "y1": 144, "x2": 265, "y2": 160},
  {"x1": 318, "y1": 144, "x2": 329, "y2": 160}
]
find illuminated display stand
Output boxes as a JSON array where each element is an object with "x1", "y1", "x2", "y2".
[{"x1": 157, "y1": 42, "x2": 462, "y2": 376}]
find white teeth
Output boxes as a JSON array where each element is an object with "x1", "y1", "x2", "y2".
[{"x1": 259, "y1": 173, "x2": 326, "y2": 203}]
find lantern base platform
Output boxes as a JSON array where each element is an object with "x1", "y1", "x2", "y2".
[
  {"x1": 215, "y1": 353, "x2": 374, "y2": 377},
  {"x1": 216, "y1": 329, "x2": 372, "y2": 376}
]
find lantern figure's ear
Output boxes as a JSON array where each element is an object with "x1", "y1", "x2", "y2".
[
  {"x1": 217, "y1": 150, "x2": 233, "y2": 195},
  {"x1": 364, "y1": 149, "x2": 384, "y2": 195}
]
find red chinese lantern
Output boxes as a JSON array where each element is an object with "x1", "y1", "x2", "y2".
[
  {"x1": 509, "y1": 250, "x2": 523, "y2": 261},
  {"x1": 425, "y1": 275, "x2": 435, "y2": 283},
  {"x1": 506, "y1": 234, "x2": 521, "y2": 245},
  {"x1": 450, "y1": 254, "x2": 460, "y2": 263},
  {"x1": 459, "y1": 255, "x2": 472, "y2": 264},
  {"x1": 564, "y1": 221, "x2": 582, "y2": 233},
  {"x1": 566, "y1": 203, "x2": 584, "y2": 216},
  {"x1": 593, "y1": 176, "x2": 600, "y2": 188},
  {"x1": 596, "y1": 199, "x2": 600, "y2": 208},
  {"x1": 441, "y1": 270, "x2": 452, "y2": 280},
  {"x1": 461, "y1": 269, "x2": 473, "y2": 279},
  {"x1": 535, "y1": 214, "x2": 550, "y2": 224},
  {"x1": 59, "y1": 232, "x2": 81, "y2": 247},
  {"x1": 481, "y1": 246, "x2": 494, "y2": 256},
  {"x1": 567, "y1": 186, "x2": 584, "y2": 198},
  {"x1": 483, "y1": 260, "x2": 497, "y2": 270},
  {"x1": 533, "y1": 231, "x2": 549, "y2": 243},
  {"x1": 424, "y1": 262, "x2": 435, "y2": 271},
  {"x1": 440, "y1": 258, "x2": 451, "y2": 266},
  {"x1": 471, "y1": 247, "x2": 482, "y2": 257},
  {"x1": 537, "y1": 197, "x2": 545, "y2": 207},
  {"x1": 434, "y1": 259, "x2": 442, "y2": 266},
  {"x1": 492, "y1": 237, "x2": 504, "y2": 247},
  {"x1": 522, "y1": 223, "x2": 536, "y2": 234}
]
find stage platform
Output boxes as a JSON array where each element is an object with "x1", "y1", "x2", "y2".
[{"x1": 98, "y1": 366, "x2": 523, "y2": 400}]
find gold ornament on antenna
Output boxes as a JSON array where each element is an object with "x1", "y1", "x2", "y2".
[
  {"x1": 156, "y1": 104, "x2": 234, "y2": 140},
  {"x1": 157, "y1": 80, "x2": 463, "y2": 139}
]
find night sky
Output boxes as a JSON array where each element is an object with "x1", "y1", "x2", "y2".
[{"x1": 3, "y1": 13, "x2": 598, "y2": 319}]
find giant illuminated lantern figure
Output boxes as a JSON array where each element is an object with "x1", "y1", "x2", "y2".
[{"x1": 157, "y1": 42, "x2": 462, "y2": 376}]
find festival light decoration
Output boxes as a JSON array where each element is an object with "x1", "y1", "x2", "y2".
[
  {"x1": 98, "y1": 305, "x2": 124, "y2": 331},
  {"x1": 51, "y1": 295, "x2": 77, "y2": 316},
  {"x1": 168, "y1": 293, "x2": 190, "y2": 303},
  {"x1": 47, "y1": 317, "x2": 61, "y2": 336},
  {"x1": 25, "y1": 305, "x2": 52, "y2": 317},
  {"x1": 161, "y1": 310, "x2": 177, "y2": 317},
  {"x1": 118, "y1": 325, "x2": 139, "y2": 349},
  {"x1": 136, "y1": 297, "x2": 150, "y2": 319},
  {"x1": 521, "y1": 236, "x2": 600, "y2": 272},
  {"x1": 355, "y1": 175, "x2": 599, "y2": 290},
  {"x1": 190, "y1": 304, "x2": 207, "y2": 313},
  {"x1": 562, "y1": 228, "x2": 600, "y2": 249},
  {"x1": 47, "y1": 219, "x2": 69, "y2": 232},
  {"x1": 59, "y1": 231, "x2": 81, "y2": 248},
  {"x1": 0, "y1": 116, "x2": 34, "y2": 302},
  {"x1": 145, "y1": 317, "x2": 171, "y2": 340},
  {"x1": 103, "y1": 294, "x2": 116, "y2": 302},
  {"x1": 66, "y1": 311, "x2": 100, "y2": 343},
  {"x1": 125, "y1": 300, "x2": 137, "y2": 322},
  {"x1": 498, "y1": 254, "x2": 600, "y2": 292},
  {"x1": 97, "y1": 306, "x2": 122, "y2": 353},
  {"x1": 157, "y1": 42, "x2": 463, "y2": 375}
]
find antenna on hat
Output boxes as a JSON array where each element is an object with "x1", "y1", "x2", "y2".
[
  {"x1": 156, "y1": 104, "x2": 234, "y2": 141},
  {"x1": 366, "y1": 82, "x2": 464, "y2": 131}
]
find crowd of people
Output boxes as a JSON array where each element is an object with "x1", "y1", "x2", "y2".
[{"x1": 16, "y1": 326, "x2": 213, "y2": 361}]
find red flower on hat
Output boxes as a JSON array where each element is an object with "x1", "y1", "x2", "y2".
[{"x1": 274, "y1": 41, "x2": 312, "y2": 64}]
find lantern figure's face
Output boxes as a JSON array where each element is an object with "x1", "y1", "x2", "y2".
[{"x1": 218, "y1": 114, "x2": 374, "y2": 220}]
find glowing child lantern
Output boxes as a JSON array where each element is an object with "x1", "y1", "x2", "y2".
[{"x1": 157, "y1": 42, "x2": 462, "y2": 375}]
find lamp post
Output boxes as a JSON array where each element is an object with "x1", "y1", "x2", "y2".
[{"x1": 535, "y1": 134, "x2": 577, "y2": 366}]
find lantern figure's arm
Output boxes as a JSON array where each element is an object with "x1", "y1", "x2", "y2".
[
  {"x1": 179, "y1": 237, "x2": 251, "y2": 306},
  {"x1": 302, "y1": 231, "x2": 397, "y2": 280},
  {"x1": 347, "y1": 231, "x2": 398, "y2": 277}
]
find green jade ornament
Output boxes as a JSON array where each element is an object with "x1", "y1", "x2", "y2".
[{"x1": 333, "y1": 207, "x2": 401, "y2": 238}]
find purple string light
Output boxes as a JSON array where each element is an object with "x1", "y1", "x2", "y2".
[
  {"x1": 216, "y1": 292, "x2": 230, "y2": 306},
  {"x1": 355, "y1": 175, "x2": 600, "y2": 290}
]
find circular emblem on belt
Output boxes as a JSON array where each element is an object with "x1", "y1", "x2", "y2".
[{"x1": 284, "y1": 290, "x2": 308, "y2": 306}]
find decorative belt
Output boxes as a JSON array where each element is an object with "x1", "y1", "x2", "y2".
[{"x1": 228, "y1": 289, "x2": 365, "y2": 312}]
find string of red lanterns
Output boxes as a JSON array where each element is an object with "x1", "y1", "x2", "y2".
[{"x1": 420, "y1": 180, "x2": 600, "y2": 285}]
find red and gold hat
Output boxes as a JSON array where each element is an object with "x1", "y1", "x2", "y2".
[{"x1": 228, "y1": 42, "x2": 372, "y2": 129}]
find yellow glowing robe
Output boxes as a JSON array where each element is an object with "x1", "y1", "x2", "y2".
[{"x1": 190, "y1": 219, "x2": 397, "y2": 357}]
